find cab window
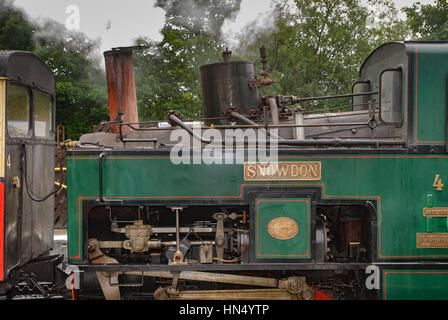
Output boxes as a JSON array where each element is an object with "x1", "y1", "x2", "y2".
[
  {"x1": 7, "y1": 83, "x2": 30, "y2": 137},
  {"x1": 34, "y1": 90, "x2": 52, "y2": 138},
  {"x1": 379, "y1": 68, "x2": 403, "y2": 124}
]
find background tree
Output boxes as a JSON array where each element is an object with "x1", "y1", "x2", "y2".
[
  {"x1": 0, "y1": 1, "x2": 108, "y2": 139},
  {"x1": 403, "y1": 0, "x2": 448, "y2": 40},
  {"x1": 34, "y1": 20, "x2": 108, "y2": 139},
  {"x1": 0, "y1": 0, "x2": 418, "y2": 133},
  {"x1": 0, "y1": 0, "x2": 35, "y2": 51},
  {"x1": 133, "y1": 0, "x2": 242, "y2": 121},
  {"x1": 234, "y1": 0, "x2": 409, "y2": 112}
]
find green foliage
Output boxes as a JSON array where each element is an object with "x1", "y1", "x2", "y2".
[
  {"x1": 235, "y1": 0, "x2": 409, "y2": 112},
  {"x1": 0, "y1": 0, "x2": 108, "y2": 140},
  {"x1": 0, "y1": 0, "x2": 35, "y2": 51},
  {"x1": 155, "y1": 0, "x2": 241, "y2": 37},
  {"x1": 135, "y1": 0, "x2": 410, "y2": 119},
  {"x1": 33, "y1": 20, "x2": 108, "y2": 139},
  {"x1": 403, "y1": 0, "x2": 448, "y2": 40},
  {"x1": 0, "y1": 0, "x2": 433, "y2": 136},
  {"x1": 134, "y1": 0, "x2": 242, "y2": 121}
]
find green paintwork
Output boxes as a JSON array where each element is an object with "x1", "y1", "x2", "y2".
[
  {"x1": 413, "y1": 44, "x2": 448, "y2": 144},
  {"x1": 255, "y1": 198, "x2": 310, "y2": 259},
  {"x1": 67, "y1": 154, "x2": 448, "y2": 261},
  {"x1": 65, "y1": 42, "x2": 448, "y2": 299},
  {"x1": 426, "y1": 216, "x2": 448, "y2": 233},
  {"x1": 383, "y1": 270, "x2": 448, "y2": 300}
]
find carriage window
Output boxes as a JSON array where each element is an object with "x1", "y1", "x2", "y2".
[
  {"x1": 34, "y1": 90, "x2": 52, "y2": 137},
  {"x1": 380, "y1": 69, "x2": 403, "y2": 124},
  {"x1": 7, "y1": 84, "x2": 30, "y2": 137}
]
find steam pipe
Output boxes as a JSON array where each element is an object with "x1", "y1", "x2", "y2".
[
  {"x1": 276, "y1": 139, "x2": 405, "y2": 147},
  {"x1": 266, "y1": 96, "x2": 279, "y2": 125},
  {"x1": 118, "y1": 122, "x2": 158, "y2": 144},
  {"x1": 169, "y1": 114, "x2": 212, "y2": 143},
  {"x1": 210, "y1": 122, "x2": 370, "y2": 129},
  {"x1": 162, "y1": 241, "x2": 215, "y2": 247},
  {"x1": 295, "y1": 91, "x2": 378, "y2": 102},
  {"x1": 230, "y1": 112, "x2": 405, "y2": 146},
  {"x1": 121, "y1": 139, "x2": 158, "y2": 143},
  {"x1": 169, "y1": 111, "x2": 405, "y2": 147},
  {"x1": 222, "y1": 47, "x2": 232, "y2": 62},
  {"x1": 98, "y1": 152, "x2": 106, "y2": 202},
  {"x1": 175, "y1": 208, "x2": 181, "y2": 258},
  {"x1": 229, "y1": 112, "x2": 282, "y2": 139}
]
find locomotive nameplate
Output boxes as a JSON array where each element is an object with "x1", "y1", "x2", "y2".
[
  {"x1": 267, "y1": 217, "x2": 299, "y2": 240},
  {"x1": 416, "y1": 233, "x2": 448, "y2": 248},
  {"x1": 244, "y1": 162, "x2": 321, "y2": 181},
  {"x1": 423, "y1": 207, "x2": 448, "y2": 217}
]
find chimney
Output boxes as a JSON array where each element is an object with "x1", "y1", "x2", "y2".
[{"x1": 104, "y1": 47, "x2": 139, "y2": 133}]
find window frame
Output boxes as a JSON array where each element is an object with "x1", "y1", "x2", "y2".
[
  {"x1": 378, "y1": 67, "x2": 404, "y2": 126},
  {"x1": 32, "y1": 88, "x2": 55, "y2": 140},
  {"x1": 6, "y1": 81, "x2": 32, "y2": 139}
]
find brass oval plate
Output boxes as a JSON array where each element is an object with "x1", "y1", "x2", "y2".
[{"x1": 267, "y1": 217, "x2": 299, "y2": 240}]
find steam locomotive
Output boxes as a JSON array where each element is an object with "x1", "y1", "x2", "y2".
[{"x1": 2, "y1": 41, "x2": 448, "y2": 300}]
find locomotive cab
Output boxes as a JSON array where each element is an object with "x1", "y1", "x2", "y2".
[{"x1": 0, "y1": 51, "x2": 59, "y2": 295}]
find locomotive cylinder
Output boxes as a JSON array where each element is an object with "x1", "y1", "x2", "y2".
[{"x1": 200, "y1": 51, "x2": 260, "y2": 125}]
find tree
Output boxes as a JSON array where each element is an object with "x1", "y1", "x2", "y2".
[
  {"x1": 234, "y1": 0, "x2": 409, "y2": 112},
  {"x1": 0, "y1": 0, "x2": 35, "y2": 51},
  {"x1": 155, "y1": 0, "x2": 241, "y2": 38},
  {"x1": 133, "y1": 0, "x2": 242, "y2": 121},
  {"x1": 0, "y1": 1, "x2": 109, "y2": 139},
  {"x1": 403, "y1": 0, "x2": 448, "y2": 40},
  {"x1": 33, "y1": 20, "x2": 108, "y2": 139}
]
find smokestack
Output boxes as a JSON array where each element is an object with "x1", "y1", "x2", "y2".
[{"x1": 104, "y1": 47, "x2": 139, "y2": 133}]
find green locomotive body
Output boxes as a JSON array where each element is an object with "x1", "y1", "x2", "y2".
[{"x1": 65, "y1": 41, "x2": 448, "y2": 300}]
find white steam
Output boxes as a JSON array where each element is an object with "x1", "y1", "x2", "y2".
[{"x1": 221, "y1": 0, "x2": 278, "y2": 52}]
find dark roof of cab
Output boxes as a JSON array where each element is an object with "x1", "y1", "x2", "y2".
[
  {"x1": 0, "y1": 50, "x2": 55, "y2": 95},
  {"x1": 359, "y1": 40, "x2": 448, "y2": 76}
]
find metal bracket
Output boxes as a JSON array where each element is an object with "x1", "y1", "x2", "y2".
[
  {"x1": 22, "y1": 272, "x2": 49, "y2": 298},
  {"x1": 108, "y1": 272, "x2": 144, "y2": 288},
  {"x1": 212, "y1": 212, "x2": 227, "y2": 262},
  {"x1": 170, "y1": 207, "x2": 187, "y2": 264}
]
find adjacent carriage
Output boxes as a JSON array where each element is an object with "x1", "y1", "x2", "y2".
[{"x1": 0, "y1": 51, "x2": 62, "y2": 297}]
